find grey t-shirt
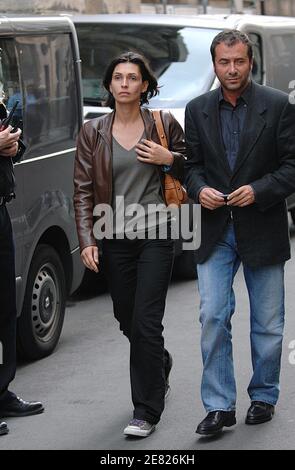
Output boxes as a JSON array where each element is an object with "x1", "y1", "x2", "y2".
[{"x1": 111, "y1": 135, "x2": 171, "y2": 237}]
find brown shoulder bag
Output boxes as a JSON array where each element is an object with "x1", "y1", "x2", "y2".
[{"x1": 152, "y1": 110, "x2": 187, "y2": 208}]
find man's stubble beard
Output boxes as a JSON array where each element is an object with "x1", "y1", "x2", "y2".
[{"x1": 219, "y1": 72, "x2": 251, "y2": 94}]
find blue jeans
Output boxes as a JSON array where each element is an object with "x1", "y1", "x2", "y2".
[{"x1": 197, "y1": 222, "x2": 285, "y2": 412}]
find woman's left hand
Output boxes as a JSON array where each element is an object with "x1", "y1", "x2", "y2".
[{"x1": 135, "y1": 139, "x2": 174, "y2": 166}]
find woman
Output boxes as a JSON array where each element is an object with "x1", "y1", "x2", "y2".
[{"x1": 74, "y1": 52, "x2": 185, "y2": 437}]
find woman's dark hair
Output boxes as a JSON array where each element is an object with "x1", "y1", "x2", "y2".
[
  {"x1": 103, "y1": 51, "x2": 159, "y2": 109},
  {"x1": 210, "y1": 30, "x2": 253, "y2": 63}
]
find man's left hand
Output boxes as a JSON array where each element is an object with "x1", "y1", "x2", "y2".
[
  {"x1": 227, "y1": 185, "x2": 255, "y2": 207},
  {"x1": 0, "y1": 141, "x2": 19, "y2": 158}
]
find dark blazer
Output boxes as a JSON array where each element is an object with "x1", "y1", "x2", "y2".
[{"x1": 185, "y1": 81, "x2": 295, "y2": 267}]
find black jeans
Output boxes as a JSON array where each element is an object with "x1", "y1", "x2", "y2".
[
  {"x1": 0, "y1": 205, "x2": 17, "y2": 402},
  {"x1": 102, "y1": 237, "x2": 174, "y2": 424}
]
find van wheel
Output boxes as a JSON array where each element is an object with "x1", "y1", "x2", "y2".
[
  {"x1": 173, "y1": 249, "x2": 197, "y2": 280},
  {"x1": 17, "y1": 244, "x2": 66, "y2": 360}
]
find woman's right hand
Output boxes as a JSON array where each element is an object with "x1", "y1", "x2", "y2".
[{"x1": 81, "y1": 245, "x2": 99, "y2": 273}]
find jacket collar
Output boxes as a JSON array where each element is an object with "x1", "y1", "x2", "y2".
[
  {"x1": 97, "y1": 107, "x2": 155, "y2": 147},
  {"x1": 203, "y1": 81, "x2": 266, "y2": 117},
  {"x1": 218, "y1": 80, "x2": 253, "y2": 106},
  {"x1": 201, "y1": 81, "x2": 267, "y2": 178}
]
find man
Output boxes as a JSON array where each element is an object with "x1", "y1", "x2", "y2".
[
  {"x1": 185, "y1": 30, "x2": 295, "y2": 436},
  {"x1": 0, "y1": 109, "x2": 44, "y2": 437}
]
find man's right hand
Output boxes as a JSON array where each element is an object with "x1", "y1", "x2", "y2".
[
  {"x1": 199, "y1": 187, "x2": 226, "y2": 210},
  {"x1": 81, "y1": 245, "x2": 99, "y2": 273}
]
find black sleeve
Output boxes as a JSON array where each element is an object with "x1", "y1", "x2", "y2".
[
  {"x1": 184, "y1": 103, "x2": 208, "y2": 202},
  {"x1": 12, "y1": 139, "x2": 26, "y2": 163},
  {"x1": 251, "y1": 99, "x2": 295, "y2": 211}
]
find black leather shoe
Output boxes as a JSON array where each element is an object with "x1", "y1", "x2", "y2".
[
  {"x1": 164, "y1": 351, "x2": 173, "y2": 399},
  {"x1": 0, "y1": 421, "x2": 9, "y2": 435},
  {"x1": 0, "y1": 396, "x2": 44, "y2": 418},
  {"x1": 245, "y1": 401, "x2": 275, "y2": 425},
  {"x1": 196, "y1": 410, "x2": 236, "y2": 435}
]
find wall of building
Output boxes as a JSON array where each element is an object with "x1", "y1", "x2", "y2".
[
  {"x1": 0, "y1": 0, "x2": 140, "y2": 14},
  {"x1": 261, "y1": 0, "x2": 295, "y2": 16},
  {"x1": 5, "y1": 0, "x2": 292, "y2": 17}
]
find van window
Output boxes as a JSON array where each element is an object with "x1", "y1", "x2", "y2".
[
  {"x1": 76, "y1": 24, "x2": 221, "y2": 108},
  {"x1": 0, "y1": 39, "x2": 23, "y2": 125},
  {"x1": 248, "y1": 33, "x2": 263, "y2": 85},
  {"x1": 15, "y1": 34, "x2": 79, "y2": 159},
  {"x1": 267, "y1": 33, "x2": 295, "y2": 93}
]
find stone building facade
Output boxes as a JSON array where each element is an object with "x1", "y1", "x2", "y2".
[
  {"x1": 260, "y1": 0, "x2": 295, "y2": 16},
  {"x1": 0, "y1": 0, "x2": 294, "y2": 16},
  {"x1": 0, "y1": 0, "x2": 140, "y2": 14}
]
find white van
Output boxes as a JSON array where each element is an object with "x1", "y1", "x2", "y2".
[
  {"x1": 72, "y1": 13, "x2": 295, "y2": 124},
  {"x1": 0, "y1": 15, "x2": 84, "y2": 359},
  {"x1": 72, "y1": 13, "x2": 295, "y2": 221}
]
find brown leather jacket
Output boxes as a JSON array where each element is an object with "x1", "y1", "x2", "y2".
[{"x1": 74, "y1": 107, "x2": 186, "y2": 252}]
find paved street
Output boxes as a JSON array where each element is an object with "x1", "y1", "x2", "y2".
[{"x1": 1, "y1": 227, "x2": 295, "y2": 450}]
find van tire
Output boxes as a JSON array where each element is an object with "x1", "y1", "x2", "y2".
[{"x1": 17, "y1": 244, "x2": 66, "y2": 360}]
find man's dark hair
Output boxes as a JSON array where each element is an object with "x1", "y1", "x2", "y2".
[
  {"x1": 103, "y1": 51, "x2": 159, "y2": 109},
  {"x1": 210, "y1": 30, "x2": 254, "y2": 63}
]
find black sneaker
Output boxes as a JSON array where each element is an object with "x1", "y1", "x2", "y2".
[{"x1": 164, "y1": 351, "x2": 173, "y2": 400}]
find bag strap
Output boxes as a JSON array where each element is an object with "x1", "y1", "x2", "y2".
[{"x1": 152, "y1": 110, "x2": 168, "y2": 149}]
